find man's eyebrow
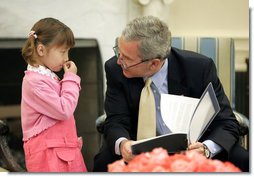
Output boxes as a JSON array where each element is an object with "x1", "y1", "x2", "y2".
[{"x1": 118, "y1": 47, "x2": 133, "y2": 61}]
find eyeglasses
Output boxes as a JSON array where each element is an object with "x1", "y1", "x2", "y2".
[{"x1": 113, "y1": 45, "x2": 151, "y2": 70}]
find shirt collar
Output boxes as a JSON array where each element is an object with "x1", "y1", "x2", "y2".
[
  {"x1": 27, "y1": 64, "x2": 60, "y2": 80},
  {"x1": 150, "y1": 59, "x2": 168, "y2": 90}
]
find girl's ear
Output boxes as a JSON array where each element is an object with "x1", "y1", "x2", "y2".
[{"x1": 36, "y1": 44, "x2": 46, "y2": 57}]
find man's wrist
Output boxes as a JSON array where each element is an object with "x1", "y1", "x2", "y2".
[
  {"x1": 115, "y1": 137, "x2": 128, "y2": 155},
  {"x1": 120, "y1": 139, "x2": 129, "y2": 155},
  {"x1": 202, "y1": 140, "x2": 222, "y2": 158},
  {"x1": 203, "y1": 143, "x2": 211, "y2": 158}
]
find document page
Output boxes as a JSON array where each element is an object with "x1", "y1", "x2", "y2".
[
  {"x1": 188, "y1": 83, "x2": 220, "y2": 143},
  {"x1": 160, "y1": 94, "x2": 199, "y2": 133}
]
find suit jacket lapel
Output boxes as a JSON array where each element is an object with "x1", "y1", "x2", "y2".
[
  {"x1": 167, "y1": 51, "x2": 189, "y2": 96},
  {"x1": 128, "y1": 78, "x2": 144, "y2": 111}
]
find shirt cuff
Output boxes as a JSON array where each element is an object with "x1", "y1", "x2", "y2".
[
  {"x1": 203, "y1": 140, "x2": 222, "y2": 158},
  {"x1": 115, "y1": 137, "x2": 128, "y2": 155}
]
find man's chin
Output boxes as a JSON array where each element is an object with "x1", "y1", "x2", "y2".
[
  {"x1": 123, "y1": 71, "x2": 141, "y2": 78},
  {"x1": 123, "y1": 71, "x2": 132, "y2": 78}
]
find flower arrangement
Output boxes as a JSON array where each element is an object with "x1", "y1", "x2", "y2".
[{"x1": 108, "y1": 148, "x2": 241, "y2": 172}]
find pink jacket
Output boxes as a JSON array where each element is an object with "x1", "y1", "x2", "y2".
[{"x1": 21, "y1": 70, "x2": 81, "y2": 141}]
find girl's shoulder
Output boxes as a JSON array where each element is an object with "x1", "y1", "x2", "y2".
[{"x1": 23, "y1": 70, "x2": 59, "y2": 87}]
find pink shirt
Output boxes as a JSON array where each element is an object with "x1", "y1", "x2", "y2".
[{"x1": 21, "y1": 66, "x2": 81, "y2": 141}]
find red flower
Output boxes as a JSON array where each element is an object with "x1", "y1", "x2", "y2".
[
  {"x1": 107, "y1": 159, "x2": 126, "y2": 172},
  {"x1": 108, "y1": 148, "x2": 241, "y2": 172}
]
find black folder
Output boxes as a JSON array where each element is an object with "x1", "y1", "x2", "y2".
[{"x1": 132, "y1": 133, "x2": 187, "y2": 155}]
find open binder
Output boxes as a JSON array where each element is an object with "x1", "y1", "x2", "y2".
[{"x1": 131, "y1": 82, "x2": 220, "y2": 155}]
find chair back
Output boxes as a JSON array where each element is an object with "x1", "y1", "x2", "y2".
[{"x1": 172, "y1": 37, "x2": 235, "y2": 108}]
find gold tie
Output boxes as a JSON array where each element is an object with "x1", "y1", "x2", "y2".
[{"x1": 137, "y1": 78, "x2": 156, "y2": 140}]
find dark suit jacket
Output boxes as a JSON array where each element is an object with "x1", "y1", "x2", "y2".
[{"x1": 103, "y1": 47, "x2": 240, "y2": 159}]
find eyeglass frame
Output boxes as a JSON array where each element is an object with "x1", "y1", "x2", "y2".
[{"x1": 113, "y1": 45, "x2": 153, "y2": 70}]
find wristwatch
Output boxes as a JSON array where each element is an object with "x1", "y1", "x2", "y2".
[{"x1": 203, "y1": 144, "x2": 211, "y2": 158}]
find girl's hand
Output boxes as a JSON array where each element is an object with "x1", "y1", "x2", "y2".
[{"x1": 63, "y1": 61, "x2": 77, "y2": 74}]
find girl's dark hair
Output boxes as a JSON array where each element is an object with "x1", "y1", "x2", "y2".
[{"x1": 21, "y1": 17, "x2": 75, "y2": 65}]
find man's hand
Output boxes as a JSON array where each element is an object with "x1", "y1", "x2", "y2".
[
  {"x1": 120, "y1": 140, "x2": 135, "y2": 163},
  {"x1": 187, "y1": 142, "x2": 205, "y2": 156}
]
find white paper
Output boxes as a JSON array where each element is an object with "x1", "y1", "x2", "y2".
[
  {"x1": 160, "y1": 83, "x2": 220, "y2": 144},
  {"x1": 188, "y1": 89, "x2": 216, "y2": 143},
  {"x1": 160, "y1": 94, "x2": 199, "y2": 133}
]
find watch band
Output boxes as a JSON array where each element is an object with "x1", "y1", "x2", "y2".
[{"x1": 203, "y1": 144, "x2": 211, "y2": 158}]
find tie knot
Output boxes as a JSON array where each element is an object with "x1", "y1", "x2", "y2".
[{"x1": 145, "y1": 77, "x2": 152, "y2": 87}]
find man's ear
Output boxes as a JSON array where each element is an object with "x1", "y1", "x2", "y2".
[
  {"x1": 36, "y1": 44, "x2": 46, "y2": 57},
  {"x1": 150, "y1": 59, "x2": 161, "y2": 70}
]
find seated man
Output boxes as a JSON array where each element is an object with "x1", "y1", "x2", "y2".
[{"x1": 93, "y1": 16, "x2": 249, "y2": 172}]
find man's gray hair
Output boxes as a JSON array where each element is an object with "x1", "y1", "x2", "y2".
[{"x1": 122, "y1": 16, "x2": 171, "y2": 60}]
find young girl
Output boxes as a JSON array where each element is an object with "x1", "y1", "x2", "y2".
[{"x1": 21, "y1": 17, "x2": 87, "y2": 172}]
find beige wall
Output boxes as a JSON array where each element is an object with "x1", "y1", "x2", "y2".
[
  {"x1": 131, "y1": 0, "x2": 249, "y2": 71},
  {"x1": 167, "y1": 0, "x2": 249, "y2": 72},
  {"x1": 168, "y1": 0, "x2": 249, "y2": 37}
]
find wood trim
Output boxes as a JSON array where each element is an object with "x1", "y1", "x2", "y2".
[{"x1": 0, "y1": 105, "x2": 21, "y2": 119}]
